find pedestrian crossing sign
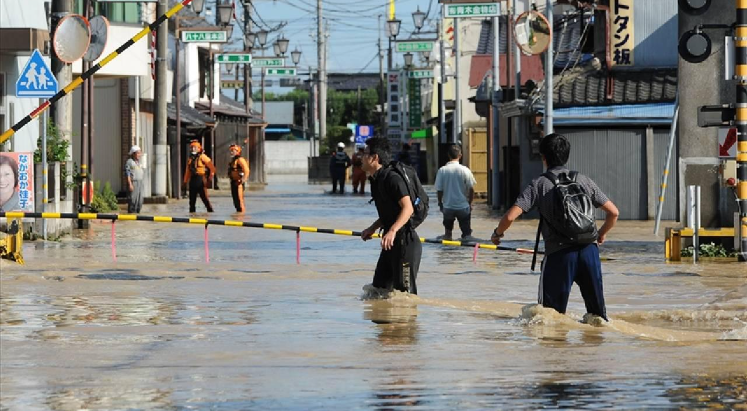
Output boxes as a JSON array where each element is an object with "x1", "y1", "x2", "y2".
[{"x1": 16, "y1": 49, "x2": 58, "y2": 98}]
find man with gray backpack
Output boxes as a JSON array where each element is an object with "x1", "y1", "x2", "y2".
[
  {"x1": 361, "y1": 138, "x2": 428, "y2": 295},
  {"x1": 491, "y1": 134, "x2": 619, "y2": 322}
]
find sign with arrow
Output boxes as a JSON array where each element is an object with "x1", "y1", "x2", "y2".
[
  {"x1": 719, "y1": 127, "x2": 737, "y2": 158},
  {"x1": 16, "y1": 49, "x2": 58, "y2": 98}
]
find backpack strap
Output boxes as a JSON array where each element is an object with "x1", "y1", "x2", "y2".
[
  {"x1": 531, "y1": 215, "x2": 542, "y2": 272},
  {"x1": 568, "y1": 171, "x2": 578, "y2": 182},
  {"x1": 542, "y1": 171, "x2": 559, "y2": 186}
]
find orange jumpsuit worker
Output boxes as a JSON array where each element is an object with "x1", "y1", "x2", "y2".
[
  {"x1": 227, "y1": 144, "x2": 250, "y2": 213},
  {"x1": 351, "y1": 145, "x2": 367, "y2": 194},
  {"x1": 183, "y1": 140, "x2": 216, "y2": 213}
]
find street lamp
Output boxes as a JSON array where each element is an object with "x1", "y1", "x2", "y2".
[
  {"x1": 403, "y1": 52, "x2": 413, "y2": 67},
  {"x1": 191, "y1": 0, "x2": 205, "y2": 13},
  {"x1": 216, "y1": 0, "x2": 233, "y2": 26},
  {"x1": 273, "y1": 42, "x2": 280, "y2": 57},
  {"x1": 412, "y1": 6, "x2": 426, "y2": 32},
  {"x1": 277, "y1": 35, "x2": 290, "y2": 56},
  {"x1": 291, "y1": 48, "x2": 302, "y2": 66},
  {"x1": 387, "y1": 18, "x2": 401, "y2": 39},
  {"x1": 245, "y1": 31, "x2": 256, "y2": 50},
  {"x1": 257, "y1": 29, "x2": 268, "y2": 47},
  {"x1": 422, "y1": 50, "x2": 431, "y2": 61},
  {"x1": 225, "y1": 62, "x2": 235, "y2": 73}
]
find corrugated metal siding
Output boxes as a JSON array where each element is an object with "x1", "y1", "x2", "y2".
[
  {"x1": 632, "y1": 0, "x2": 678, "y2": 68},
  {"x1": 92, "y1": 79, "x2": 123, "y2": 194},
  {"x1": 653, "y1": 129, "x2": 678, "y2": 220},
  {"x1": 562, "y1": 128, "x2": 646, "y2": 220},
  {"x1": 71, "y1": 79, "x2": 123, "y2": 194}
]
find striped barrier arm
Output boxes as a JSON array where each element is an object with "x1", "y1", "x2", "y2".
[
  {"x1": 0, "y1": 0, "x2": 193, "y2": 145},
  {"x1": 0, "y1": 211, "x2": 536, "y2": 255}
]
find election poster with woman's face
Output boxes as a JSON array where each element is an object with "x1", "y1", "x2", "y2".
[{"x1": 0, "y1": 152, "x2": 34, "y2": 212}]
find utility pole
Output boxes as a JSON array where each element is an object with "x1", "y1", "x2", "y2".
[
  {"x1": 544, "y1": 0, "x2": 554, "y2": 135},
  {"x1": 491, "y1": 15, "x2": 502, "y2": 209},
  {"x1": 453, "y1": 17, "x2": 460, "y2": 144},
  {"x1": 153, "y1": 0, "x2": 168, "y2": 197},
  {"x1": 50, "y1": 0, "x2": 73, "y2": 164},
  {"x1": 737, "y1": 0, "x2": 747, "y2": 261},
  {"x1": 317, "y1": 0, "x2": 327, "y2": 145},
  {"x1": 378, "y1": 14, "x2": 385, "y2": 136},
  {"x1": 438, "y1": 16, "x2": 446, "y2": 144},
  {"x1": 244, "y1": 0, "x2": 253, "y2": 113}
]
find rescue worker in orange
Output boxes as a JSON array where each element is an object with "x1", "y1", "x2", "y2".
[
  {"x1": 183, "y1": 140, "x2": 216, "y2": 213},
  {"x1": 228, "y1": 144, "x2": 250, "y2": 213},
  {"x1": 351, "y1": 145, "x2": 367, "y2": 194}
]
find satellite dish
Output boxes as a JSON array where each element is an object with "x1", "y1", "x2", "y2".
[
  {"x1": 514, "y1": 11, "x2": 552, "y2": 56},
  {"x1": 83, "y1": 15, "x2": 109, "y2": 62},
  {"x1": 53, "y1": 14, "x2": 91, "y2": 63}
]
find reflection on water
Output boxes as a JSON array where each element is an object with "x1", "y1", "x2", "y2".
[{"x1": 2, "y1": 183, "x2": 747, "y2": 409}]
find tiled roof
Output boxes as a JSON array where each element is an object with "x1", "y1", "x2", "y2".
[
  {"x1": 553, "y1": 65, "x2": 677, "y2": 107},
  {"x1": 167, "y1": 103, "x2": 214, "y2": 128}
]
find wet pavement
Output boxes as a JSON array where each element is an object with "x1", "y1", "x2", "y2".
[{"x1": 1, "y1": 179, "x2": 746, "y2": 410}]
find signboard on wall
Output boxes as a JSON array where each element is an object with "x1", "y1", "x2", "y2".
[
  {"x1": 387, "y1": 70, "x2": 403, "y2": 128},
  {"x1": 0, "y1": 152, "x2": 34, "y2": 212},
  {"x1": 408, "y1": 78, "x2": 422, "y2": 129},
  {"x1": 610, "y1": 0, "x2": 634, "y2": 68}
]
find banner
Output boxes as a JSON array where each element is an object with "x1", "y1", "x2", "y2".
[
  {"x1": 610, "y1": 0, "x2": 635, "y2": 68},
  {"x1": 0, "y1": 152, "x2": 34, "y2": 212}
]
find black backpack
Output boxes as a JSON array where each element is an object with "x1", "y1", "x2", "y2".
[
  {"x1": 531, "y1": 171, "x2": 598, "y2": 270},
  {"x1": 385, "y1": 161, "x2": 429, "y2": 229}
]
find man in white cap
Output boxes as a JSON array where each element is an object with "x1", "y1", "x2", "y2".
[
  {"x1": 329, "y1": 141, "x2": 351, "y2": 194},
  {"x1": 124, "y1": 145, "x2": 145, "y2": 213}
]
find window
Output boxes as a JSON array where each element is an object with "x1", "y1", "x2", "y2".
[{"x1": 74, "y1": 0, "x2": 140, "y2": 24}]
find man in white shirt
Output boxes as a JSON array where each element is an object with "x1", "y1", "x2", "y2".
[{"x1": 434, "y1": 144, "x2": 477, "y2": 241}]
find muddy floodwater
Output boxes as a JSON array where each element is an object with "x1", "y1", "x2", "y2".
[{"x1": 1, "y1": 180, "x2": 746, "y2": 410}]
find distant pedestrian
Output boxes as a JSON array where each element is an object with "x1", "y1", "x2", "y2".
[
  {"x1": 351, "y1": 145, "x2": 366, "y2": 194},
  {"x1": 434, "y1": 144, "x2": 476, "y2": 241},
  {"x1": 183, "y1": 140, "x2": 216, "y2": 213},
  {"x1": 491, "y1": 133, "x2": 619, "y2": 322},
  {"x1": 227, "y1": 144, "x2": 250, "y2": 213},
  {"x1": 329, "y1": 142, "x2": 351, "y2": 194},
  {"x1": 360, "y1": 137, "x2": 422, "y2": 295},
  {"x1": 124, "y1": 145, "x2": 144, "y2": 213}
]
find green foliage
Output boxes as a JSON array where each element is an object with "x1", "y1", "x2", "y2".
[
  {"x1": 681, "y1": 242, "x2": 738, "y2": 258},
  {"x1": 280, "y1": 134, "x2": 297, "y2": 141},
  {"x1": 323, "y1": 126, "x2": 352, "y2": 155},
  {"x1": 34, "y1": 120, "x2": 70, "y2": 163},
  {"x1": 254, "y1": 87, "x2": 382, "y2": 137},
  {"x1": 89, "y1": 181, "x2": 119, "y2": 213}
]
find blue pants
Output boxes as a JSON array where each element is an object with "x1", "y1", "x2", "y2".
[{"x1": 539, "y1": 243, "x2": 607, "y2": 320}]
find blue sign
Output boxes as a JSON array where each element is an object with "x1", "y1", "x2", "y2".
[
  {"x1": 16, "y1": 49, "x2": 58, "y2": 98},
  {"x1": 355, "y1": 125, "x2": 374, "y2": 145}
]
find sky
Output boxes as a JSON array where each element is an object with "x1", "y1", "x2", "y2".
[{"x1": 226, "y1": 0, "x2": 440, "y2": 73}]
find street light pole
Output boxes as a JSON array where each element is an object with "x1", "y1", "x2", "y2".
[
  {"x1": 153, "y1": 0, "x2": 168, "y2": 198},
  {"x1": 175, "y1": 17, "x2": 182, "y2": 199}
]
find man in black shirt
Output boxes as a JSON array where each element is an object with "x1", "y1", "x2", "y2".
[{"x1": 360, "y1": 138, "x2": 422, "y2": 294}]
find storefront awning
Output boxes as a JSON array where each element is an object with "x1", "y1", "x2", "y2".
[{"x1": 543, "y1": 103, "x2": 677, "y2": 126}]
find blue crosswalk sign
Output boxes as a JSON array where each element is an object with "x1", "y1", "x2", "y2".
[
  {"x1": 355, "y1": 125, "x2": 374, "y2": 145},
  {"x1": 16, "y1": 49, "x2": 58, "y2": 98}
]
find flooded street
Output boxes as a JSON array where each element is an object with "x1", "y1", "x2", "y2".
[{"x1": 1, "y1": 180, "x2": 746, "y2": 410}]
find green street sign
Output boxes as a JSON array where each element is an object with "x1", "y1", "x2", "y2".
[
  {"x1": 265, "y1": 68, "x2": 296, "y2": 76},
  {"x1": 181, "y1": 30, "x2": 228, "y2": 43},
  {"x1": 216, "y1": 54, "x2": 252, "y2": 64},
  {"x1": 408, "y1": 70, "x2": 433, "y2": 79},
  {"x1": 252, "y1": 57, "x2": 285, "y2": 67},
  {"x1": 396, "y1": 41, "x2": 434, "y2": 52},
  {"x1": 445, "y1": 3, "x2": 500, "y2": 18}
]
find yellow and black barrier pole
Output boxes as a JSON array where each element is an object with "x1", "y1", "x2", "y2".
[
  {"x1": 0, "y1": 211, "x2": 536, "y2": 255},
  {"x1": 738, "y1": 0, "x2": 747, "y2": 261},
  {"x1": 0, "y1": 0, "x2": 194, "y2": 144}
]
